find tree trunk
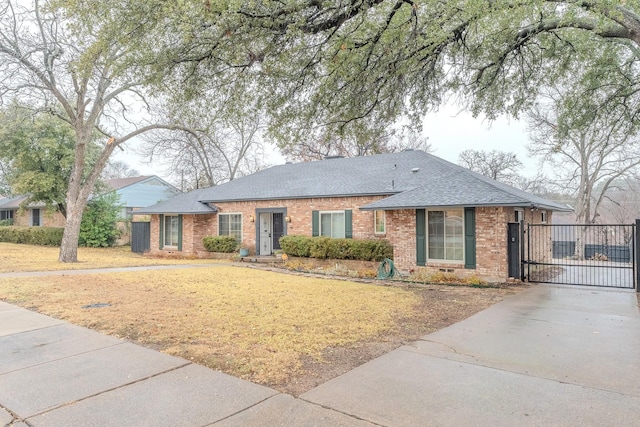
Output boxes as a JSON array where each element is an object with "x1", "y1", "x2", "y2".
[{"x1": 58, "y1": 202, "x2": 83, "y2": 262}]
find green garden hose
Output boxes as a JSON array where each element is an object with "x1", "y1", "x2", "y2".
[{"x1": 377, "y1": 258, "x2": 396, "y2": 279}]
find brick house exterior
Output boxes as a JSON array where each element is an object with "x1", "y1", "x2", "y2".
[
  {"x1": 140, "y1": 151, "x2": 568, "y2": 282},
  {"x1": 0, "y1": 196, "x2": 65, "y2": 227},
  {"x1": 0, "y1": 175, "x2": 179, "y2": 245}
]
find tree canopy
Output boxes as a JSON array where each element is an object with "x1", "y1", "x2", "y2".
[
  {"x1": 0, "y1": 0, "x2": 185, "y2": 261},
  {"x1": 106, "y1": 0, "x2": 640, "y2": 148},
  {"x1": 0, "y1": 106, "x2": 100, "y2": 217}
]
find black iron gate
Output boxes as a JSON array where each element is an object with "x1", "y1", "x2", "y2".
[
  {"x1": 523, "y1": 221, "x2": 638, "y2": 289},
  {"x1": 131, "y1": 221, "x2": 151, "y2": 254}
]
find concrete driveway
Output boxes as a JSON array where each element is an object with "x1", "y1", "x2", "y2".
[
  {"x1": 2, "y1": 283, "x2": 639, "y2": 426},
  {"x1": 302, "y1": 284, "x2": 640, "y2": 426}
]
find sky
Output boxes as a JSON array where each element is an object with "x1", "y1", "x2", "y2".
[
  {"x1": 115, "y1": 104, "x2": 546, "y2": 182},
  {"x1": 421, "y1": 106, "x2": 544, "y2": 178}
]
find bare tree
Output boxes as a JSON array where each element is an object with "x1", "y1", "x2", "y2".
[
  {"x1": 0, "y1": 1, "x2": 181, "y2": 262},
  {"x1": 458, "y1": 150, "x2": 524, "y2": 186},
  {"x1": 101, "y1": 161, "x2": 140, "y2": 180},
  {"x1": 527, "y1": 91, "x2": 640, "y2": 258},
  {"x1": 140, "y1": 95, "x2": 267, "y2": 191},
  {"x1": 282, "y1": 128, "x2": 432, "y2": 162},
  {"x1": 597, "y1": 178, "x2": 640, "y2": 224}
]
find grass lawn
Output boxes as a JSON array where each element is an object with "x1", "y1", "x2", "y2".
[
  {"x1": 0, "y1": 243, "x2": 523, "y2": 395},
  {"x1": 0, "y1": 242, "x2": 221, "y2": 273}
]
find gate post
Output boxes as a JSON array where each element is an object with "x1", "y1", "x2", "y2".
[
  {"x1": 520, "y1": 220, "x2": 526, "y2": 282},
  {"x1": 635, "y1": 220, "x2": 640, "y2": 292}
]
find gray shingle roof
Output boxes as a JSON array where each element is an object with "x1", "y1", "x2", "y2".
[
  {"x1": 0, "y1": 195, "x2": 29, "y2": 209},
  {"x1": 135, "y1": 189, "x2": 216, "y2": 214},
  {"x1": 138, "y1": 150, "x2": 570, "y2": 214}
]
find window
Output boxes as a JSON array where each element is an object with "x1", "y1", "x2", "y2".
[
  {"x1": 0, "y1": 210, "x2": 13, "y2": 221},
  {"x1": 515, "y1": 209, "x2": 524, "y2": 223},
  {"x1": 374, "y1": 210, "x2": 386, "y2": 234},
  {"x1": 219, "y1": 213, "x2": 242, "y2": 242},
  {"x1": 164, "y1": 215, "x2": 180, "y2": 247},
  {"x1": 320, "y1": 211, "x2": 345, "y2": 238},
  {"x1": 427, "y1": 209, "x2": 463, "y2": 262},
  {"x1": 31, "y1": 209, "x2": 41, "y2": 227},
  {"x1": 541, "y1": 210, "x2": 548, "y2": 224}
]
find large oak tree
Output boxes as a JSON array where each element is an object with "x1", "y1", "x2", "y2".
[
  {"x1": 0, "y1": 1, "x2": 180, "y2": 262},
  {"x1": 121, "y1": 1, "x2": 640, "y2": 148}
]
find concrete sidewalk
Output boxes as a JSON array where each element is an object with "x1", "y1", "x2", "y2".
[
  {"x1": 1, "y1": 284, "x2": 639, "y2": 426},
  {"x1": 0, "y1": 302, "x2": 371, "y2": 427}
]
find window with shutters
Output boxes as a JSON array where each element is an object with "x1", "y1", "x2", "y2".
[
  {"x1": 163, "y1": 215, "x2": 180, "y2": 248},
  {"x1": 320, "y1": 211, "x2": 345, "y2": 238},
  {"x1": 427, "y1": 209, "x2": 464, "y2": 262}
]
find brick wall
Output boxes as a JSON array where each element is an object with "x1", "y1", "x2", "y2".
[
  {"x1": 12, "y1": 208, "x2": 65, "y2": 228},
  {"x1": 148, "y1": 198, "x2": 555, "y2": 281}
]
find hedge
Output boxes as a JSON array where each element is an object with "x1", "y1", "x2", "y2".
[
  {"x1": 279, "y1": 235, "x2": 393, "y2": 262},
  {"x1": 203, "y1": 236, "x2": 239, "y2": 253},
  {"x1": 0, "y1": 226, "x2": 64, "y2": 246}
]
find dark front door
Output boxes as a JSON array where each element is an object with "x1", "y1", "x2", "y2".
[{"x1": 272, "y1": 213, "x2": 284, "y2": 250}]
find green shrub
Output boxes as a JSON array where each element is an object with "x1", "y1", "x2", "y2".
[
  {"x1": 0, "y1": 226, "x2": 63, "y2": 246},
  {"x1": 280, "y1": 235, "x2": 393, "y2": 262},
  {"x1": 79, "y1": 192, "x2": 121, "y2": 247},
  {"x1": 279, "y1": 235, "x2": 313, "y2": 257},
  {"x1": 203, "y1": 236, "x2": 239, "y2": 253},
  {"x1": 0, "y1": 218, "x2": 13, "y2": 226}
]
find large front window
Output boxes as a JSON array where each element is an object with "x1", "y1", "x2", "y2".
[
  {"x1": 164, "y1": 215, "x2": 179, "y2": 247},
  {"x1": 428, "y1": 210, "x2": 463, "y2": 262},
  {"x1": 219, "y1": 213, "x2": 242, "y2": 242},
  {"x1": 320, "y1": 211, "x2": 345, "y2": 238}
]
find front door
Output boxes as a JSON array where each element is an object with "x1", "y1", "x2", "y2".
[
  {"x1": 259, "y1": 213, "x2": 272, "y2": 255},
  {"x1": 272, "y1": 213, "x2": 284, "y2": 251}
]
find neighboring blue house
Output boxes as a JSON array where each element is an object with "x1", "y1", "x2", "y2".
[{"x1": 106, "y1": 176, "x2": 182, "y2": 220}]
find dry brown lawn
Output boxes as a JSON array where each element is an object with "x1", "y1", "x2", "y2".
[
  {"x1": 0, "y1": 243, "x2": 525, "y2": 395},
  {"x1": 0, "y1": 242, "x2": 221, "y2": 273}
]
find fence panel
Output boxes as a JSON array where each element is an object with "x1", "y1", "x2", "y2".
[
  {"x1": 131, "y1": 221, "x2": 151, "y2": 254},
  {"x1": 526, "y1": 223, "x2": 636, "y2": 289}
]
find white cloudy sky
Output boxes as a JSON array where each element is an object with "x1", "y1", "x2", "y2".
[{"x1": 422, "y1": 106, "x2": 544, "y2": 178}]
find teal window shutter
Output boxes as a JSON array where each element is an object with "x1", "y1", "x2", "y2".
[
  {"x1": 312, "y1": 210, "x2": 319, "y2": 236},
  {"x1": 416, "y1": 209, "x2": 426, "y2": 266},
  {"x1": 464, "y1": 207, "x2": 476, "y2": 269},
  {"x1": 177, "y1": 214, "x2": 183, "y2": 251},
  {"x1": 159, "y1": 214, "x2": 164, "y2": 249},
  {"x1": 345, "y1": 210, "x2": 353, "y2": 238}
]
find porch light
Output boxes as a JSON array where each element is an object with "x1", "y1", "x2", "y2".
[
  {"x1": 249, "y1": 215, "x2": 254, "y2": 222},
  {"x1": 285, "y1": 216, "x2": 291, "y2": 223}
]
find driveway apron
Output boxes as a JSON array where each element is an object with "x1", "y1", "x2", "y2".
[{"x1": 302, "y1": 285, "x2": 640, "y2": 426}]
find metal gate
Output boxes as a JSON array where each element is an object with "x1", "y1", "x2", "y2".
[
  {"x1": 523, "y1": 221, "x2": 638, "y2": 289},
  {"x1": 131, "y1": 221, "x2": 151, "y2": 253}
]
